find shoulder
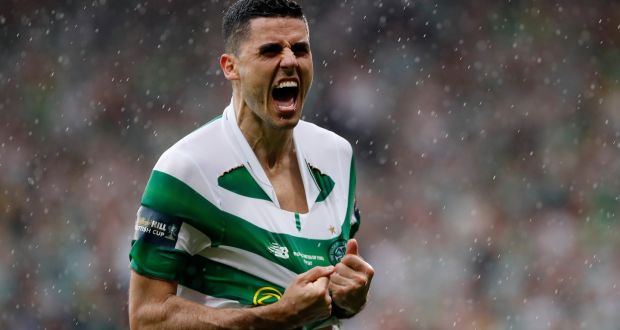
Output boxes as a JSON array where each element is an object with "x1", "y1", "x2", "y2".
[
  {"x1": 296, "y1": 120, "x2": 353, "y2": 159},
  {"x1": 152, "y1": 115, "x2": 229, "y2": 180},
  {"x1": 295, "y1": 120, "x2": 354, "y2": 183}
]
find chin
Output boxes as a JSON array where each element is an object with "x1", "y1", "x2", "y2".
[
  {"x1": 268, "y1": 105, "x2": 302, "y2": 129},
  {"x1": 273, "y1": 116, "x2": 300, "y2": 129}
]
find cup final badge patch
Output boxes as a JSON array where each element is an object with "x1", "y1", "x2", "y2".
[{"x1": 134, "y1": 206, "x2": 182, "y2": 247}]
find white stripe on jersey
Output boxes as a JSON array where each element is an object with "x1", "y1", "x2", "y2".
[{"x1": 198, "y1": 245, "x2": 297, "y2": 288}]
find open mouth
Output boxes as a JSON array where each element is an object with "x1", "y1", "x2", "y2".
[{"x1": 272, "y1": 80, "x2": 299, "y2": 113}]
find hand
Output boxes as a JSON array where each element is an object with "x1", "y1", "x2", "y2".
[
  {"x1": 328, "y1": 239, "x2": 374, "y2": 317},
  {"x1": 276, "y1": 266, "x2": 334, "y2": 326}
]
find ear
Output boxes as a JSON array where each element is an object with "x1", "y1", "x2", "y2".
[{"x1": 220, "y1": 53, "x2": 239, "y2": 80}]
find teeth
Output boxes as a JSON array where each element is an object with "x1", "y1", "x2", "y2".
[{"x1": 275, "y1": 81, "x2": 298, "y2": 89}]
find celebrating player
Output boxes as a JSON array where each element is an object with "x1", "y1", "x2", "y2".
[{"x1": 128, "y1": 1, "x2": 374, "y2": 329}]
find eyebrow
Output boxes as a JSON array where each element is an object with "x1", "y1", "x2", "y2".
[
  {"x1": 291, "y1": 42, "x2": 310, "y2": 52},
  {"x1": 258, "y1": 43, "x2": 283, "y2": 54},
  {"x1": 258, "y1": 42, "x2": 310, "y2": 54}
]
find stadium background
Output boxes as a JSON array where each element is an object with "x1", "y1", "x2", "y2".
[{"x1": 1, "y1": 1, "x2": 619, "y2": 329}]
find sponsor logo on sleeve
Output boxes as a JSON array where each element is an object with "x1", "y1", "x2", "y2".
[{"x1": 134, "y1": 207, "x2": 181, "y2": 247}]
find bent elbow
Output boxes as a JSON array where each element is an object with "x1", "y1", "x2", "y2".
[
  {"x1": 129, "y1": 295, "x2": 177, "y2": 329},
  {"x1": 129, "y1": 304, "x2": 152, "y2": 330}
]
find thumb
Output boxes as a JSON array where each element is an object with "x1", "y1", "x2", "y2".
[
  {"x1": 346, "y1": 238, "x2": 359, "y2": 256},
  {"x1": 299, "y1": 266, "x2": 334, "y2": 283}
]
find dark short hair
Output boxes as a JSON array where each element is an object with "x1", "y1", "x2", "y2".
[{"x1": 222, "y1": 0, "x2": 305, "y2": 53}]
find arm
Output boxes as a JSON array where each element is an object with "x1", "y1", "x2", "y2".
[
  {"x1": 129, "y1": 266, "x2": 335, "y2": 330},
  {"x1": 328, "y1": 239, "x2": 374, "y2": 318}
]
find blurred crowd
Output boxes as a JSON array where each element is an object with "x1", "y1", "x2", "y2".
[{"x1": 1, "y1": 1, "x2": 619, "y2": 329}]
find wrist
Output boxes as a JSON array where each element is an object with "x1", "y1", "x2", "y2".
[{"x1": 261, "y1": 299, "x2": 301, "y2": 329}]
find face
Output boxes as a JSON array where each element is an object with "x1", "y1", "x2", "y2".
[{"x1": 222, "y1": 17, "x2": 314, "y2": 129}]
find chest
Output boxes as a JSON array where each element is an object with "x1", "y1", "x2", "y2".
[
  {"x1": 216, "y1": 184, "x2": 348, "y2": 274},
  {"x1": 266, "y1": 168, "x2": 308, "y2": 214}
]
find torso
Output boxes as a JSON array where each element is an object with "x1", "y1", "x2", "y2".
[{"x1": 134, "y1": 107, "x2": 357, "y2": 330}]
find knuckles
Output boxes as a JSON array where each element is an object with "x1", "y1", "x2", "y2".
[
  {"x1": 352, "y1": 275, "x2": 367, "y2": 289},
  {"x1": 340, "y1": 254, "x2": 359, "y2": 265},
  {"x1": 316, "y1": 286, "x2": 329, "y2": 298},
  {"x1": 365, "y1": 264, "x2": 375, "y2": 279},
  {"x1": 334, "y1": 262, "x2": 347, "y2": 273},
  {"x1": 329, "y1": 286, "x2": 345, "y2": 297},
  {"x1": 336, "y1": 256, "x2": 375, "y2": 284},
  {"x1": 324, "y1": 293, "x2": 332, "y2": 305},
  {"x1": 341, "y1": 255, "x2": 375, "y2": 279}
]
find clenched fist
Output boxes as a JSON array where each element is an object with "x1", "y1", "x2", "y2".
[
  {"x1": 275, "y1": 266, "x2": 335, "y2": 327},
  {"x1": 328, "y1": 239, "x2": 374, "y2": 317}
]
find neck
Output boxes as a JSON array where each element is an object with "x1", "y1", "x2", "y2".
[{"x1": 233, "y1": 94, "x2": 295, "y2": 169}]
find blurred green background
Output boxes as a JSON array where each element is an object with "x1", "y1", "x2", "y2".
[{"x1": 1, "y1": 1, "x2": 619, "y2": 329}]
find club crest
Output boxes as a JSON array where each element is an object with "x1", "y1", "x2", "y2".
[{"x1": 328, "y1": 239, "x2": 347, "y2": 265}]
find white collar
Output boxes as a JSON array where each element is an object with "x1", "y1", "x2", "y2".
[{"x1": 222, "y1": 102, "x2": 320, "y2": 211}]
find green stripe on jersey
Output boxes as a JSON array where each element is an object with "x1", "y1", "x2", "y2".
[
  {"x1": 342, "y1": 156, "x2": 356, "y2": 239},
  {"x1": 141, "y1": 170, "x2": 226, "y2": 245},
  {"x1": 295, "y1": 213, "x2": 301, "y2": 231},
  {"x1": 178, "y1": 254, "x2": 285, "y2": 306},
  {"x1": 141, "y1": 170, "x2": 349, "y2": 274},
  {"x1": 218, "y1": 166, "x2": 271, "y2": 202},
  {"x1": 130, "y1": 239, "x2": 189, "y2": 281},
  {"x1": 309, "y1": 165, "x2": 335, "y2": 202}
]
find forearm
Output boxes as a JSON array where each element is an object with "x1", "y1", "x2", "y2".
[{"x1": 131, "y1": 294, "x2": 299, "y2": 330}]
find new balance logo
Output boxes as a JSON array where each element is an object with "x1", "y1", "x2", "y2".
[{"x1": 267, "y1": 243, "x2": 289, "y2": 259}]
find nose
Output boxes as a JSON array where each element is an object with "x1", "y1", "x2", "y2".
[{"x1": 280, "y1": 48, "x2": 298, "y2": 71}]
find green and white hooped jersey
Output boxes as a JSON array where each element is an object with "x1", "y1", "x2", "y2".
[{"x1": 129, "y1": 103, "x2": 360, "y2": 328}]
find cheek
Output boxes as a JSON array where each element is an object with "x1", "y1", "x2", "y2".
[
  {"x1": 241, "y1": 66, "x2": 269, "y2": 86},
  {"x1": 302, "y1": 61, "x2": 314, "y2": 83},
  {"x1": 239, "y1": 72, "x2": 264, "y2": 92}
]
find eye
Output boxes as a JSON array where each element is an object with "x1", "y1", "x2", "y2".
[
  {"x1": 292, "y1": 43, "x2": 310, "y2": 56},
  {"x1": 259, "y1": 44, "x2": 282, "y2": 57}
]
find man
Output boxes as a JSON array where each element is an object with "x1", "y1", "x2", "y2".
[{"x1": 128, "y1": 1, "x2": 374, "y2": 329}]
